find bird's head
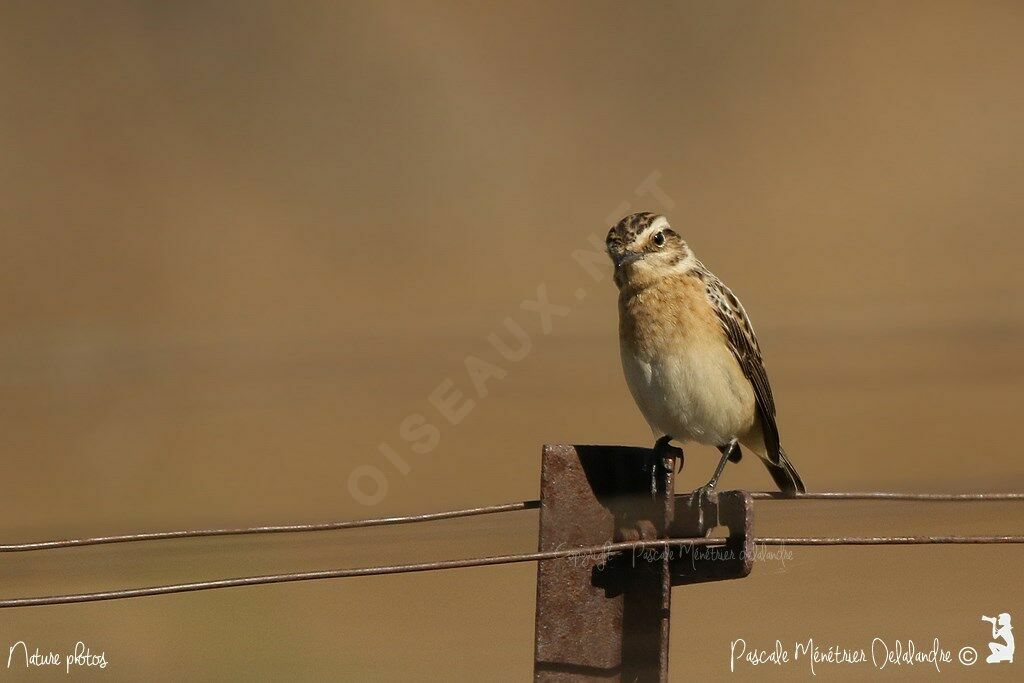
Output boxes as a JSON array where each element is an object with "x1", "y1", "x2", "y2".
[{"x1": 606, "y1": 212, "x2": 694, "y2": 289}]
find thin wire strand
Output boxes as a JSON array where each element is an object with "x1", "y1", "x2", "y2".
[
  {"x1": 0, "y1": 537, "x2": 720, "y2": 608},
  {"x1": 747, "y1": 492, "x2": 1024, "y2": 501},
  {"x1": 0, "y1": 500, "x2": 540, "y2": 552},
  {"x1": 3, "y1": 535, "x2": 1023, "y2": 609},
  {"x1": 755, "y1": 535, "x2": 1024, "y2": 545},
  {"x1": 4, "y1": 491, "x2": 1023, "y2": 553}
]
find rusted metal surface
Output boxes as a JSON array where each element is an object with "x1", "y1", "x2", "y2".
[
  {"x1": 533, "y1": 444, "x2": 676, "y2": 681},
  {"x1": 533, "y1": 445, "x2": 758, "y2": 682},
  {"x1": 670, "y1": 491, "x2": 753, "y2": 585}
]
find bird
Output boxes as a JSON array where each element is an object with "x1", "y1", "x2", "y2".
[{"x1": 606, "y1": 211, "x2": 805, "y2": 497}]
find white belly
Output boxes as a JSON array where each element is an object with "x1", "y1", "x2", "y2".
[{"x1": 620, "y1": 339, "x2": 755, "y2": 447}]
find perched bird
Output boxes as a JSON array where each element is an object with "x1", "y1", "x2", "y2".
[{"x1": 606, "y1": 212, "x2": 805, "y2": 496}]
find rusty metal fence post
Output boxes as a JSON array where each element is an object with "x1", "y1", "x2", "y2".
[
  {"x1": 533, "y1": 444, "x2": 752, "y2": 682},
  {"x1": 533, "y1": 444, "x2": 673, "y2": 681}
]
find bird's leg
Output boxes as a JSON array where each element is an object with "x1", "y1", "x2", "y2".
[
  {"x1": 650, "y1": 435, "x2": 684, "y2": 496},
  {"x1": 706, "y1": 439, "x2": 739, "y2": 490},
  {"x1": 690, "y1": 439, "x2": 738, "y2": 509}
]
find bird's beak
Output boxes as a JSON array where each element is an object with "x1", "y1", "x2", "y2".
[{"x1": 614, "y1": 251, "x2": 643, "y2": 269}]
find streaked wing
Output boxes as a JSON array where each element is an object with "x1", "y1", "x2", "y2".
[{"x1": 699, "y1": 266, "x2": 781, "y2": 464}]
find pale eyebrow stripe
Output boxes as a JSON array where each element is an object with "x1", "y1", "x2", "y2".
[{"x1": 633, "y1": 215, "x2": 669, "y2": 242}]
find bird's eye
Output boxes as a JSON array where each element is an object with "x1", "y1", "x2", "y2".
[{"x1": 652, "y1": 231, "x2": 665, "y2": 247}]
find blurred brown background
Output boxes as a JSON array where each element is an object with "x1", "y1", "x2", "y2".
[{"x1": 2, "y1": 1, "x2": 1023, "y2": 680}]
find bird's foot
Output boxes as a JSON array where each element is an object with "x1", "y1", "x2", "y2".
[
  {"x1": 645, "y1": 438, "x2": 684, "y2": 497},
  {"x1": 653, "y1": 436, "x2": 684, "y2": 474},
  {"x1": 688, "y1": 483, "x2": 718, "y2": 512},
  {"x1": 685, "y1": 483, "x2": 721, "y2": 535}
]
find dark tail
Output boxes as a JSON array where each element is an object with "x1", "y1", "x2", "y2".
[{"x1": 764, "y1": 447, "x2": 805, "y2": 495}]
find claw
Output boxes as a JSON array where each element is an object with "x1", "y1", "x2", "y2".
[{"x1": 653, "y1": 436, "x2": 684, "y2": 475}]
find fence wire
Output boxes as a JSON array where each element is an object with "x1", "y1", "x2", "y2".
[
  {"x1": 3, "y1": 491, "x2": 1022, "y2": 609},
  {"x1": 4, "y1": 491, "x2": 1021, "y2": 553},
  {"x1": 3, "y1": 534, "x2": 1023, "y2": 608}
]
